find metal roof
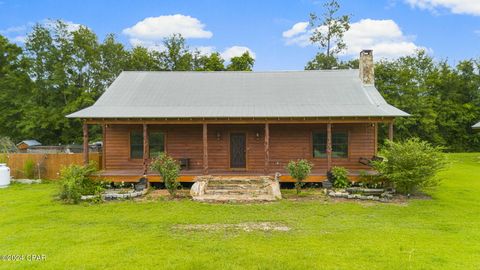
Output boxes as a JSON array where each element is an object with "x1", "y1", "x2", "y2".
[
  {"x1": 17, "y1": 140, "x2": 41, "y2": 147},
  {"x1": 473, "y1": 122, "x2": 480, "y2": 129},
  {"x1": 67, "y1": 70, "x2": 409, "y2": 119}
]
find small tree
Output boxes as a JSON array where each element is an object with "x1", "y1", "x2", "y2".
[
  {"x1": 372, "y1": 138, "x2": 447, "y2": 196},
  {"x1": 150, "y1": 153, "x2": 181, "y2": 196},
  {"x1": 308, "y1": 0, "x2": 351, "y2": 69},
  {"x1": 286, "y1": 159, "x2": 313, "y2": 194}
]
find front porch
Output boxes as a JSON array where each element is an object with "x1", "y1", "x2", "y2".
[
  {"x1": 96, "y1": 168, "x2": 375, "y2": 183},
  {"x1": 82, "y1": 119, "x2": 394, "y2": 183}
]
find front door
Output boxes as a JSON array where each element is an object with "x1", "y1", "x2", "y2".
[{"x1": 230, "y1": 133, "x2": 246, "y2": 169}]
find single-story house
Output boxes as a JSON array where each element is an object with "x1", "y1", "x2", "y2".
[
  {"x1": 67, "y1": 50, "x2": 409, "y2": 182},
  {"x1": 16, "y1": 140, "x2": 42, "y2": 151}
]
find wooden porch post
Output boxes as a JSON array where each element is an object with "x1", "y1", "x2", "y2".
[
  {"x1": 102, "y1": 124, "x2": 106, "y2": 170},
  {"x1": 373, "y1": 123, "x2": 378, "y2": 155},
  {"x1": 143, "y1": 124, "x2": 149, "y2": 175},
  {"x1": 326, "y1": 123, "x2": 332, "y2": 171},
  {"x1": 264, "y1": 123, "x2": 270, "y2": 175},
  {"x1": 82, "y1": 122, "x2": 89, "y2": 166},
  {"x1": 388, "y1": 121, "x2": 394, "y2": 141},
  {"x1": 203, "y1": 123, "x2": 208, "y2": 175}
]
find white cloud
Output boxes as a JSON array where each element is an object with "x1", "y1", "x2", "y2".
[
  {"x1": 282, "y1": 22, "x2": 309, "y2": 38},
  {"x1": 123, "y1": 14, "x2": 213, "y2": 43},
  {"x1": 0, "y1": 25, "x2": 27, "y2": 34},
  {"x1": 283, "y1": 18, "x2": 429, "y2": 58},
  {"x1": 11, "y1": 36, "x2": 26, "y2": 43},
  {"x1": 41, "y1": 19, "x2": 83, "y2": 32},
  {"x1": 1, "y1": 19, "x2": 84, "y2": 44},
  {"x1": 128, "y1": 38, "x2": 165, "y2": 51},
  {"x1": 405, "y1": 0, "x2": 480, "y2": 16},
  {"x1": 220, "y1": 46, "x2": 256, "y2": 61},
  {"x1": 193, "y1": 46, "x2": 216, "y2": 56}
]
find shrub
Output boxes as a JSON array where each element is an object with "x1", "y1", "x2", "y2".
[
  {"x1": 372, "y1": 138, "x2": 447, "y2": 195},
  {"x1": 0, "y1": 154, "x2": 7, "y2": 164},
  {"x1": 150, "y1": 153, "x2": 181, "y2": 196},
  {"x1": 23, "y1": 159, "x2": 35, "y2": 179},
  {"x1": 357, "y1": 170, "x2": 385, "y2": 189},
  {"x1": 0, "y1": 137, "x2": 17, "y2": 153},
  {"x1": 286, "y1": 159, "x2": 313, "y2": 195},
  {"x1": 59, "y1": 163, "x2": 104, "y2": 204},
  {"x1": 330, "y1": 166, "x2": 350, "y2": 188}
]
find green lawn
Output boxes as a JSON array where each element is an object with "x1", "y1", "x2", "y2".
[{"x1": 1, "y1": 153, "x2": 480, "y2": 269}]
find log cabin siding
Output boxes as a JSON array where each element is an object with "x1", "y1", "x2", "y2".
[{"x1": 104, "y1": 123, "x2": 374, "y2": 173}]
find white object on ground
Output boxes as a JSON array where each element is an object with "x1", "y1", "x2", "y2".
[{"x1": 0, "y1": 163, "x2": 10, "y2": 188}]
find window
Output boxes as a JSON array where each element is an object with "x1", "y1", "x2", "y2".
[
  {"x1": 149, "y1": 131, "x2": 165, "y2": 158},
  {"x1": 332, "y1": 132, "x2": 348, "y2": 158},
  {"x1": 312, "y1": 131, "x2": 348, "y2": 158},
  {"x1": 130, "y1": 130, "x2": 165, "y2": 159},
  {"x1": 313, "y1": 133, "x2": 327, "y2": 158},
  {"x1": 130, "y1": 131, "x2": 143, "y2": 159}
]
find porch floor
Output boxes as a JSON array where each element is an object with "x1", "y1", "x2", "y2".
[{"x1": 96, "y1": 168, "x2": 376, "y2": 183}]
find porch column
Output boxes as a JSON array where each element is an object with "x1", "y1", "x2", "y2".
[
  {"x1": 388, "y1": 121, "x2": 394, "y2": 141},
  {"x1": 143, "y1": 124, "x2": 149, "y2": 175},
  {"x1": 264, "y1": 123, "x2": 270, "y2": 175},
  {"x1": 82, "y1": 122, "x2": 89, "y2": 166},
  {"x1": 203, "y1": 123, "x2": 208, "y2": 175},
  {"x1": 326, "y1": 123, "x2": 332, "y2": 171},
  {"x1": 102, "y1": 124, "x2": 106, "y2": 170},
  {"x1": 373, "y1": 123, "x2": 378, "y2": 155}
]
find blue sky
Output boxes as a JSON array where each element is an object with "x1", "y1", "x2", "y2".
[{"x1": 0, "y1": 0, "x2": 479, "y2": 70}]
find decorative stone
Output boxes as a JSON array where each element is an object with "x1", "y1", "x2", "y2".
[{"x1": 13, "y1": 179, "x2": 42, "y2": 184}]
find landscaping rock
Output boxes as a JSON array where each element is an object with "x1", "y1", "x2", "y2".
[{"x1": 13, "y1": 179, "x2": 42, "y2": 184}]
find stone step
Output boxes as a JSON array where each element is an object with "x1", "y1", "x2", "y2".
[
  {"x1": 205, "y1": 189, "x2": 269, "y2": 195},
  {"x1": 206, "y1": 185, "x2": 265, "y2": 190},
  {"x1": 208, "y1": 179, "x2": 267, "y2": 185},
  {"x1": 193, "y1": 194, "x2": 277, "y2": 203},
  {"x1": 191, "y1": 176, "x2": 281, "y2": 203}
]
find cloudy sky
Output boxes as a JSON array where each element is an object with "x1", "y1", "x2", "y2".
[{"x1": 0, "y1": 0, "x2": 479, "y2": 70}]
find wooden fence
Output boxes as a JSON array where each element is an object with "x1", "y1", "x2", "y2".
[{"x1": 2, "y1": 153, "x2": 102, "y2": 180}]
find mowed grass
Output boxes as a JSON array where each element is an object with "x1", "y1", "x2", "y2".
[{"x1": 1, "y1": 153, "x2": 480, "y2": 269}]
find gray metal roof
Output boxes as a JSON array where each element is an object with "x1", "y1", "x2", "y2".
[
  {"x1": 17, "y1": 140, "x2": 41, "y2": 147},
  {"x1": 67, "y1": 70, "x2": 409, "y2": 119},
  {"x1": 473, "y1": 122, "x2": 480, "y2": 129}
]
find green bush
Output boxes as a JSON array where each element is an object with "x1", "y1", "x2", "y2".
[
  {"x1": 23, "y1": 159, "x2": 35, "y2": 179},
  {"x1": 330, "y1": 166, "x2": 350, "y2": 188},
  {"x1": 0, "y1": 154, "x2": 7, "y2": 164},
  {"x1": 357, "y1": 170, "x2": 385, "y2": 189},
  {"x1": 59, "y1": 163, "x2": 104, "y2": 204},
  {"x1": 150, "y1": 153, "x2": 181, "y2": 196},
  {"x1": 372, "y1": 138, "x2": 447, "y2": 195},
  {"x1": 286, "y1": 159, "x2": 313, "y2": 195}
]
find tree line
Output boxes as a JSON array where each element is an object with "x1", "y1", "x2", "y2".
[
  {"x1": 1, "y1": 16, "x2": 479, "y2": 152},
  {"x1": 0, "y1": 20, "x2": 255, "y2": 146},
  {"x1": 305, "y1": 0, "x2": 480, "y2": 152}
]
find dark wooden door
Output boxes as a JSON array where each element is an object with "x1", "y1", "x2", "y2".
[{"x1": 230, "y1": 133, "x2": 246, "y2": 169}]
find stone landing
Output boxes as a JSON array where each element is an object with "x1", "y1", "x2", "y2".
[{"x1": 190, "y1": 176, "x2": 282, "y2": 202}]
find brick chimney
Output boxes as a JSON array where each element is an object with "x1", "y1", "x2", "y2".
[{"x1": 359, "y1": 50, "x2": 374, "y2": 84}]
